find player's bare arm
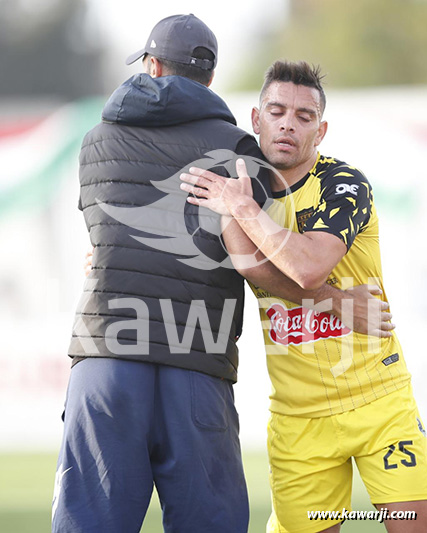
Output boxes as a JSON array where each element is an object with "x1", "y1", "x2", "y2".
[
  {"x1": 221, "y1": 216, "x2": 393, "y2": 338},
  {"x1": 181, "y1": 158, "x2": 347, "y2": 290}
]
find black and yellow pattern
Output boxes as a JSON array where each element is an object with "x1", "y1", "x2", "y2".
[
  {"x1": 302, "y1": 158, "x2": 372, "y2": 249},
  {"x1": 250, "y1": 153, "x2": 411, "y2": 418}
]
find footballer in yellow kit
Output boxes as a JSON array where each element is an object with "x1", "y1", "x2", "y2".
[
  {"x1": 251, "y1": 153, "x2": 410, "y2": 419},
  {"x1": 180, "y1": 60, "x2": 427, "y2": 533},
  {"x1": 249, "y1": 153, "x2": 427, "y2": 532}
]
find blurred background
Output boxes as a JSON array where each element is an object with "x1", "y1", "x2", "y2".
[{"x1": 1, "y1": 0, "x2": 427, "y2": 531}]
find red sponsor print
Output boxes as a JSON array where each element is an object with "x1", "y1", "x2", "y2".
[{"x1": 266, "y1": 303, "x2": 351, "y2": 346}]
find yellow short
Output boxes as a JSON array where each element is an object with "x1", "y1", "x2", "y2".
[{"x1": 267, "y1": 383, "x2": 427, "y2": 533}]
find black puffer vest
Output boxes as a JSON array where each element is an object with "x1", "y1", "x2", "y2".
[{"x1": 69, "y1": 74, "x2": 266, "y2": 382}]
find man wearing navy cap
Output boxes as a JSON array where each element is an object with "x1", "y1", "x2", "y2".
[
  {"x1": 125, "y1": 13, "x2": 219, "y2": 71},
  {"x1": 51, "y1": 13, "x2": 268, "y2": 533}
]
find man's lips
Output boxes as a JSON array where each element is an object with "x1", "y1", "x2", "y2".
[{"x1": 274, "y1": 137, "x2": 296, "y2": 149}]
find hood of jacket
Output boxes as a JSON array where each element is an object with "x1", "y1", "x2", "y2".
[{"x1": 102, "y1": 73, "x2": 237, "y2": 128}]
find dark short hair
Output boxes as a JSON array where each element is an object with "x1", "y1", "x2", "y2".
[
  {"x1": 260, "y1": 60, "x2": 326, "y2": 114},
  {"x1": 147, "y1": 46, "x2": 215, "y2": 86}
]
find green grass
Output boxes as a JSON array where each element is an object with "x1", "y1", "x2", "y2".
[{"x1": 0, "y1": 452, "x2": 385, "y2": 532}]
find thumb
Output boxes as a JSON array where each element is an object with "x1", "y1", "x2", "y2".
[
  {"x1": 236, "y1": 158, "x2": 250, "y2": 180},
  {"x1": 235, "y1": 158, "x2": 253, "y2": 197}
]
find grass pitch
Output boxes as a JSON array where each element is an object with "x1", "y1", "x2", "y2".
[{"x1": 0, "y1": 451, "x2": 384, "y2": 532}]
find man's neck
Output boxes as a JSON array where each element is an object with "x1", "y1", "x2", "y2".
[{"x1": 270, "y1": 152, "x2": 319, "y2": 192}]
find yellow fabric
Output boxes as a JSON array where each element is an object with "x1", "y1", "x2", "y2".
[
  {"x1": 267, "y1": 383, "x2": 427, "y2": 533},
  {"x1": 250, "y1": 154, "x2": 411, "y2": 417}
]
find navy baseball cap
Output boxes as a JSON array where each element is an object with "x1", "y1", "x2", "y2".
[{"x1": 126, "y1": 14, "x2": 218, "y2": 70}]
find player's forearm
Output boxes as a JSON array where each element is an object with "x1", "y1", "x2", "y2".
[
  {"x1": 222, "y1": 217, "x2": 345, "y2": 312},
  {"x1": 244, "y1": 261, "x2": 349, "y2": 315},
  {"x1": 229, "y1": 197, "x2": 330, "y2": 289},
  {"x1": 222, "y1": 216, "x2": 392, "y2": 337},
  {"x1": 244, "y1": 261, "x2": 394, "y2": 338}
]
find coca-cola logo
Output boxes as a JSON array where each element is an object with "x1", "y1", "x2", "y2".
[{"x1": 266, "y1": 303, "x2": 351, "y2": 346}]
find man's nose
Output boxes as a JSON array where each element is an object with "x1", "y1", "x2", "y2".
[{"x1": 279, "y1": 116, "x2": 295, "y2": 133}]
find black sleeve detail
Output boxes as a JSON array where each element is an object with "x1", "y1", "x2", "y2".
[{"x1": 303, "y1": 165, "x2": 373, "y2": 251}]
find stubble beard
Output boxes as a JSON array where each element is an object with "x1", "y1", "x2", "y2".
[{"x1": 266, "y1": 151, "x2": 298, "y2": 171}]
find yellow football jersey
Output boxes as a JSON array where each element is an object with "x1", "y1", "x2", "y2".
[{"x1": 250, "y1": 154, "x2": 411, "y2": 418}]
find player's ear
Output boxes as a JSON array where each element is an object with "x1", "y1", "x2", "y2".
[
  {"x1": 251, "y1": 107, "x2": 260, "y2": 135},
  {"x1": 314, "y1": 120, "x2": 328, "y2": 147},
  {"x1": 149, "y1": 57, "x2": 163, "y2": 78}
]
